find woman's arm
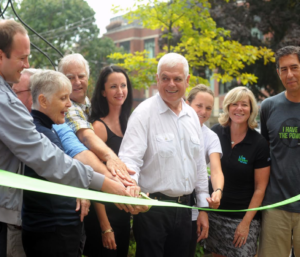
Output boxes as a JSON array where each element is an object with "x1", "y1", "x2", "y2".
[
  {"x1": 92, "y1": 121, "x2": 117, "y2": 250},
  {"x1": 233, "y1": 166, "x2": 270, "y2": 247},
  {"x1": 93, "y1": 120, "x2": 108, "y2": 143},
  {"x1": 94, "y1": 202, "x2": 117, "y2": 250},
  {"x1": 207, "y1": 152, "x2": 224, "y2": 209}
]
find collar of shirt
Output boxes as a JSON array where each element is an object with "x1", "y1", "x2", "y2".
[
  {"x1": 0, "y1": 75, "x2": 17, "y2": 96},
  {"x1": 156, "y1": 93, "x2": 192, "y2": 118},
  {"x1": 31, "y1": 110, "x2": 55, "y2": 129},
  {"x1": 71, "y1": 96, "x2": 91, "y2": 115},
  {"x1": 119, "y1": 92, "x2": 209, "y2": 202},
  {"x1": 222, "y1": 125, "x2": 253, "y2": 145}
]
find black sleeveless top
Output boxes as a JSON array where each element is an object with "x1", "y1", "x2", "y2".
[
  {"x1": 83, "y1": 119, "x2": 130, "y2": 256},
  {"x1": 97, "y1": 119, "x2": 122, "y2": 155},
  {"x1": 96, "y1": 119, "x2": 130, "y2": 224}
]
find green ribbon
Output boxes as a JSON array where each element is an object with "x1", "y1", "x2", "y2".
[{"x1": 0, "y1": 170, "x2": 298, "y2": 212}]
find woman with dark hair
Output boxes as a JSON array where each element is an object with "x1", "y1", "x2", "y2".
[
  {"x1": 89, "y1": 65, "x2": 133, "y2": 135},
  {"x1": 84, "y1": 66, "x2": 133, "y2": 257}
]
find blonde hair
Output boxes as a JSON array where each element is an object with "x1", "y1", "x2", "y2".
[{"x1": 219, "y1": 86, "x2": 258, "y2": 129}]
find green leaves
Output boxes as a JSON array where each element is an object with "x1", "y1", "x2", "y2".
[
  {"x1": 109, "y1": 51, "x2": 159, "y2": 89},
  {"x1": 110, "y1": 0, "x2": 275, "y2": 89},
  {"x1": 17, "y1": 0, "x2": 99, "y2": 69}
]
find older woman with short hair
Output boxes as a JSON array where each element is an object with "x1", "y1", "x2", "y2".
[
  {"x1": 21, "y1": 70, "x2": 88, "y2": 257},
  {"x1": 205, "y1": 86, "x2": 270, "y2": 257}
]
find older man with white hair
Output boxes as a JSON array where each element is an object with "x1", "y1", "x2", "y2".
[
  {"x1": 58, "y1": 54, "x2": 135, "y2": 188},
  {"x1": 118, "y1": 53, "x2": 210, "y2": 257},
  {"x1": 12, "y1": 69, "x2": 36, "y2": 112}
]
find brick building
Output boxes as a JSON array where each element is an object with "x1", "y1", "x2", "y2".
[{"x1": 104, "y1": 15, "x2": 224, "y2": 126}]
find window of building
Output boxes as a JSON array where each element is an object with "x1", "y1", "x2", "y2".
[
  {"x1": 219, "y1": 78, "x2": 240, "y2": 95},
  {"x1": 152, "y1": 89, "x2": 158, "y2": 96},
  {"x1": 144, "y1": 38, "x2": 155, "y2": 58},
  {"x1": 120, "y1": 41, "x2": 130, "y2": 53},
  {"x1": 219, "y1": 81, "x2": 232, "y2": 95}
]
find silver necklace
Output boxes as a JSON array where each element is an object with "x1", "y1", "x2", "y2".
[{"x1": 231, "y1": 141, "x2": 234, "y2": 145}]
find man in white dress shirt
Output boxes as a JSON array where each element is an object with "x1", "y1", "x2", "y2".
[{"x1": 118, "y1": 53, "x2": 209, "y2": 257}]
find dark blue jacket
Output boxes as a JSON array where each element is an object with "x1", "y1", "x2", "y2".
[{"x1": 22, "y1": 110, "x2": 80, "y2": 232}]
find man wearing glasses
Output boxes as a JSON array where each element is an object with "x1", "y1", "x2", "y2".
[{"x1": 12, "y1": 69, "x2": 35, "y2": 112}]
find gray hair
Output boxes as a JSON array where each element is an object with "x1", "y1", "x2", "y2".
[
  {"x1": 276, "y1": 46, "x2": 300, "y2": 69},
  {"x1": 58, "y1": 53, "x2": 90, "y2": 78},
  {"x1": 21, "y1": 68, "x2": 40, "y2": 76},
  {"x1": 30, "y1": 70, "x2": 72, "y2": 110},
  {"x1": 157, "y1": 53, "x2": 189, "y2": 79}
]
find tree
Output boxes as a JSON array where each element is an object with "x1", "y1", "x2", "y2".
[
  {"x1": 15, "y1": 0, "x2": 98, "y2": 67},
  {"x1": 209, "y1": 0, "x2": 300, "y2": 96},
  {"x1": 4, "y1": 0, "x2": 121, "y2": 90},
  {"x1": 110, "y1": 0, "x2": 274, "y2": 90},
  {"x1": 79, "y1": 36, "x2": 123, "y2": 96}
]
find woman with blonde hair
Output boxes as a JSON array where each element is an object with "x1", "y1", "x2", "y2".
[
  {"x1": 205, "y1": 86, "x2": 270, "y2": 257},
  {"x1": 186, "y1": 84, "x2": 224, "y2": 257}
]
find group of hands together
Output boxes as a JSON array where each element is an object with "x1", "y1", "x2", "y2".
[
  {"x1": 76, "y1": 158, "x2": 148, "y2": 219},
  {"x1": 77, "y1": 158, "x2": 249, "y2": 250}
]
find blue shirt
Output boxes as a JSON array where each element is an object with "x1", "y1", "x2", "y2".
[{"x1": 53, "y1": 123, "x2": 88, "y2": 158}]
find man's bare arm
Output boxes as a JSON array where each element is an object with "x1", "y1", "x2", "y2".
[
  {"x1": 74, "y1": 149, "x2": 133, "y2": 187},
  {"x1": 73, "y1": 149, "x2": 135, "y2": 212},
  {"x1": 76, "y1": 128, "x2": 135, "y2": 181}
]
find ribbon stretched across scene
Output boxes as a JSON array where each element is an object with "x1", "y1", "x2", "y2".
[{"x1": 0, "y1": 170, "x2": 298, "y2": 212}]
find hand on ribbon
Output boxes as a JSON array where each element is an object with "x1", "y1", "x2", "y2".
[
  {"x1": 206, "y1": 190, "x2": 222, "y2": 209},
  {"x1": 125, "y1": 185, "x2": 149, "y2": 214}
]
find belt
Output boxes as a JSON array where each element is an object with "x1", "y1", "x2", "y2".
[
  {"x1": 12, "y1": 225, "x2": 22, "y2": 230},
  {"x1": 149, "y1": 192, "x2": 191, "y2": 205}
]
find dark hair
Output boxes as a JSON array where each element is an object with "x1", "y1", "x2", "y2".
[
  {"x1": 89, "y1": 66, "x2": 133, "y2": 134},
  {"x1": 276, "y1": 46, "x2": 300, "y2": 69},
  {"x1": 0, "y1": 20, "x2": 27, "y2": 58}
]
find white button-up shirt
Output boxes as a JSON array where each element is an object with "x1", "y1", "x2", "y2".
[{"x1": 119, "y1": 93, "x2": 209, "y2": 207}]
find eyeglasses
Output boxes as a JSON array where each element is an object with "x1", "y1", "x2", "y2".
[{"x1": 14, "y1": 89, "x2": 31, "y2": 94}]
